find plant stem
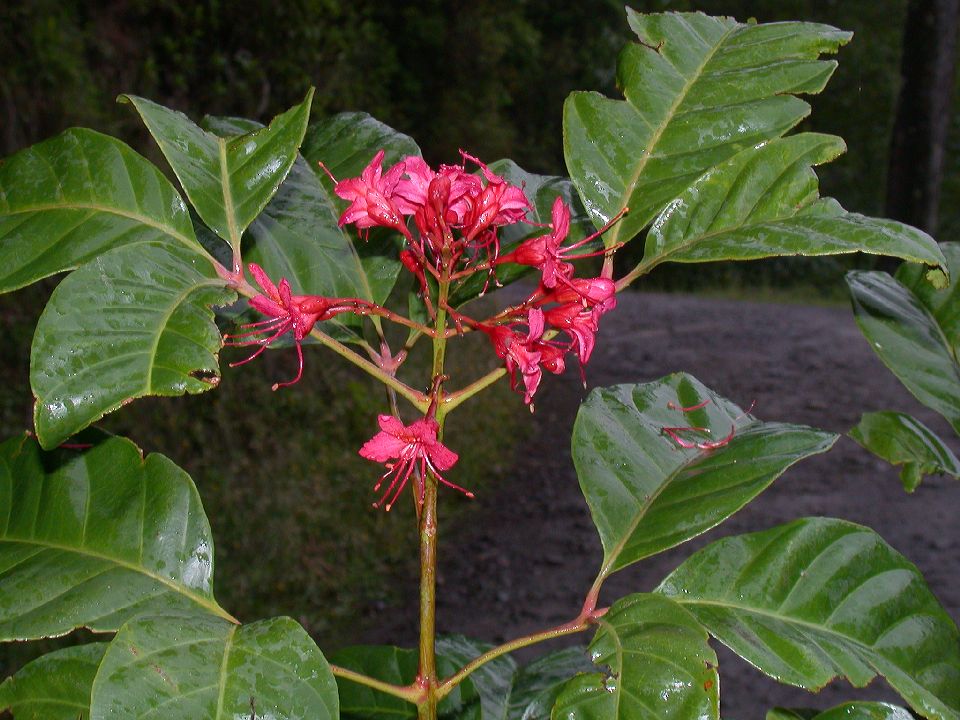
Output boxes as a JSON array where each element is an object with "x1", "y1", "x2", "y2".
[
  {"x1": 435, "y1": 611, "x2": 599, "y2": 700},
  {"x1": 417, "y1": 270, "x2": 451, "y2": 720},
  {"x1": 328, "y1": 664, "x2": 422, "y2": 703},
  {"x1": 443, "y1": 367, "x2": 507, "y2": 413}
]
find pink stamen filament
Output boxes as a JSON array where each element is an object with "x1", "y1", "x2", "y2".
[{"x1": 667, "y1": 399, "x2": 711, "y2": 412}]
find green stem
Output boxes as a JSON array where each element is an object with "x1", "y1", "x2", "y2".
[
  {"x1": 443, "y1": 367, "x2": 506, "y2": 413},
  {"x1": 329, "y1": 664, "x2": 422, "y2": 704},
  {"x1": 417, "y1": 271, "x2": 451, "y2": 720},
  {"x1": 435, "y1": 611, "x2": 599, "y2": 700}
]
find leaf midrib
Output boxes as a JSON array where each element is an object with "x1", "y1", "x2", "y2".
[
  {"x1": 607, "y1": 21, "x2": 736, "y2": 248},
  {"x1": 1, "y1": 536, "x2": 235, "y2": 623},
  {"x1": 2, "y1": 202, "x2": 199, "y2": 252}
]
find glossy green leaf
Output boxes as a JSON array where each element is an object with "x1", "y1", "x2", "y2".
[
  {"x1": 0, "y1": 432, "x2": 232, "y2": 641},
  {"x1": 847, "y1": 270, "x2": 960, "y2": 434},
  {"x1": 436, "y1": 635, "x2": 516, "y2": 720},
  {"x1": 849, "y1": 411, "x2": 960, "y2": 492},
  {"x1": 896, "y1": 242, "x2": 960, "y2": 356},
  {"x1": 0, "y1": 128, "x2": 203, "y2": 293},
  {"x1": 658, "y1": 518, "x2": 960, "y2": 719},
  {"x1": 330, "y1": 642, "x2": 479, "y2": 719},
  {"x1": 30, "y1": 242, "x2": 234, "y2": 448},
  {"x1": 449, "y1": 160, "x2": 593, "y2": 306},
  {"x1": 638, "y1": 134, "x2": 945, "y2": 276},
  {"x1": 766, "y1": 710, "x2": 818, "y2": 720},
  {"x1": 120, "y1": 90, "x2": 313, "y2": 252},
  {"x1": 552, "y1": 594, "x2": 718, "y2": 720},
  {"x1": 90, "y1": 613, "x2": 337, "y2": 720},
  {"x1": 564, "y1": 10, "x2": 850, "y2": 246},
  {"x1": 814, "y1": 703, "x2": 916, "y2": 720},
  {"x1": 0, "y1": 643, "x2": 106, "y2": 719},
  {"x1": 767, "y1": 704, "x2": 917, "y2": 720},
  {"x1": 573, "y1": 373, "x2": 836, "y2": 579},
  {"x1": 506, "y1": 647, "x2": 591, "y2": 720}
]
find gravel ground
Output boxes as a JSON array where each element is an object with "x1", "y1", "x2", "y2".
[{"x1": 360, "y1": 290, "x2": 960, "y2": 719}]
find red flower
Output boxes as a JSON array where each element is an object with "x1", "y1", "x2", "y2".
[
  {"x1": 499, "y1": 198, "x2": 626, "y2": 288},
  {"x1": 359, "y1": 414, "x2": 471, "y2": 510},
  {"x1": 225, "y1": 263, "x2": 364, "y2": 390},
  {"x1": 334, "y1": 150, "x2": 411, "y2": 238},
  {"x1": 483, "y1": 308, "x2": 566, "y2": 405}
]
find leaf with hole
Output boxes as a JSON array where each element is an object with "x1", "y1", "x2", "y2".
[
  {"x1": 849, "y1": 411, "x2": 960, "y2": 492},
  {"x1": 30, "y1": 242, "x2": 234, "y2": 448}
]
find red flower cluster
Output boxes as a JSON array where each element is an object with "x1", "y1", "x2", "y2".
[
  {"x1": 335, "y1": 150, "x2": 530, "y2": 271},
  {"x1": 232, "y1": 150, "x2": 624, "y2": 509}
]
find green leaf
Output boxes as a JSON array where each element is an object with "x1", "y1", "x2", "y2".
[
  {"x1": 30, "y1": 242, "x2": 234, "y2": 448},
  {"x1": 573, "y1": 373, "x2": 836, "y2": 579},
  {"x1": 330, "y1": 643, "x2": 478, "y2": 719},
  {"x1": 564, "y1": 10, "x2": 850, "y2": 246},
  {"x1": 896, "y1": 242, "x2": 960, "y2": 356},
  {"x1": 658, "y1": 518, "x2": 960, "y2": 720},
  {"x1": 0, "y1": 128, "x2": 203, "y2": 293},
  {"x1": 767, "y1": 704, "x2": 917, "y2": 720},
  {"x1": 449, "y1": 160, "x2": 593, "y2": 306},
  {"x1": 89, "y1": 613, "x2": 337, "y2": 720},
  {"x1": 0, "y1": 643, "x2": 106, "y2": 719},
  {"x1": 0, "y1": 432, "x2": 233, "y2": 641},
  {"x1": 506, "y1": 647, "x2": 591, "y2": 720},
  {"x1": 120, "y1": 90, "x2": 314, "y2": 253},
  {"x1": 813, "y1": 703, "x2": 916, "y2": 720},
  {"x1": 552, "y1": 594, "x2": 718, "y2": 720},
  {"x1": 847, "y1": 270, "x2": 960, "y2": 434},
  {"x1": 637, "y1": 133, "x2": 945, "y2": 276},
  {"x1": 849, "y1": 411, "x2": 960, "y2": 492},
  {"x1": 766, "y1": 710, "x2": 819, "y2": 720},
  {"x1": 436, "y1": 635, "x2": 516, "y2": 720}
]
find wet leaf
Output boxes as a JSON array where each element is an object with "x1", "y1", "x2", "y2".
[
  {"x1": 89, "y1": 613, "x2": 337, "y2": 720},
  {"x1": 0, "y1": 431, "x2": 232, "y2": 641},
  {"x1": 638, "y1": 134, "x2": 945, "y2": 276},
  {"x1": 0, "y1": 643, "x2": 106, "y2": 719},
  {"x1": 847, "y1": 268, "x2": 960, "y2": 434},
  {"x1": 564, "y1": 11, "x2": 849, "y2": 247},
  {"x1": 552, "y1": 594, "x2": 718, "y2": 720},
  {"x1": 658, "y1": 518, "x2": 960, "y2": 719},
  {"x1": 120, "y1": 90, "x2": 314, "y2": 253},
  {"x1": 849, "y1": 411, "x2": 960, "y2": 492},
  {"x1": 0, "y1": 128, "x2": 203, "y2": 293},
  {"x1": 573, "y1": 373, "x2": 836, "y2": 579},
  {"x1": 31, "y1": 242, "x2": 234, "y2": 448}
]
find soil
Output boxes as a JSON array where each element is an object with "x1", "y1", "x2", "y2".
[{"x1": 360, "y1": 290, "x2": 960, "y2": 719}]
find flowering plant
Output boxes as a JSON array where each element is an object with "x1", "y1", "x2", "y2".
[{"x1": 0, "y1": 9, "x2": 958, "y2": 720}]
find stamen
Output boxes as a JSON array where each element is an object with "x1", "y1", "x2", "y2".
[{"x1": 667, "y1": 399, "x2": 711, "y2": 412}]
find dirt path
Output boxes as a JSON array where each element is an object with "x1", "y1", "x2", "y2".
[{"x1": 361, "y1": 291, "x2": 960, "y2": 719}]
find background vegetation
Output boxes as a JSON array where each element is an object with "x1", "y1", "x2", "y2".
[{"x1": 0, "y1": 0, "x2": 956, "y2": 660}]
